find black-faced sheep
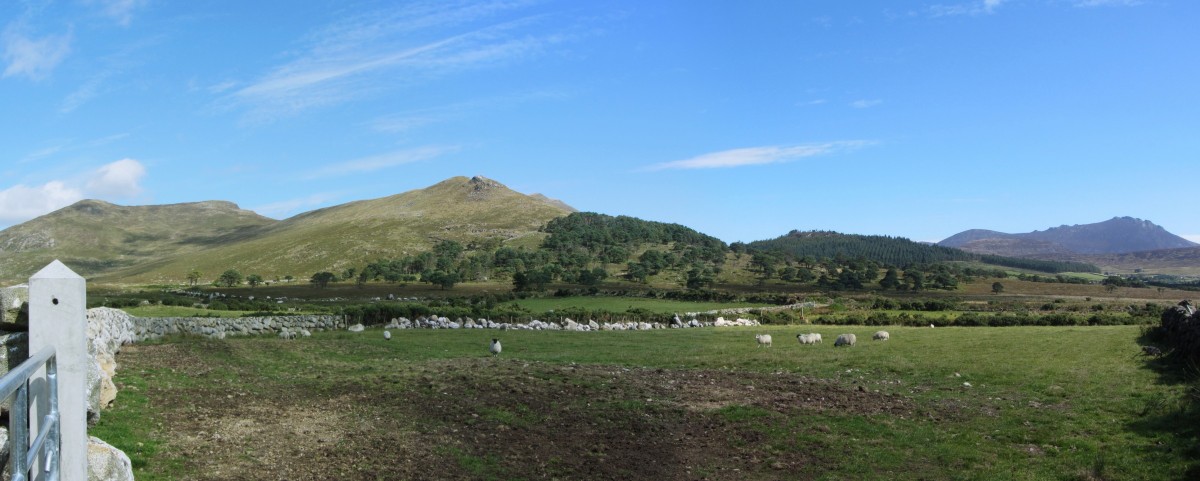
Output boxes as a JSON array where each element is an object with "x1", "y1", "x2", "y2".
[
  {"x1": 834, "y1": 333, "x2": 857, "y2": 347},
  {"x1": 490, "y1": 338, "x2": 502, "y2": 357}
]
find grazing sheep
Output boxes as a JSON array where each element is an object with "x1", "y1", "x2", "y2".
[
  {"x1": 873, "y1": 331, "x2": 890, "y2": 341},
  {"x1": 834, "y1": 333, "x2": 857, "y2": 347},
  {"x1": 755, "y1": 334, "x2": 773, "y2": 347},
  {"x1": 1141, "y1": 345, "x2": 1163, "y2": 357},
  {"x1": 384, "y1": 330, "x2": 392, "y2": 340},
  {"x1": 278, "y1": 328, "x2": 296, "y2": 340},
  {"x1": 490, "y1": 338, "x2": 502, "y2": 357},
  {"x1": 810, "y1": 333, "x2": 822, "y2": 343},
  {"x1": 797, "y1": 333, "x2": 821, "y2": 345},
  {"x1": 929, "y1": 324, "x2": 935, "y2": 328}
]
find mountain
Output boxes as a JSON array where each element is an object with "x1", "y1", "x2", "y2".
[
  {"x1": 939, "y1": 217, "x2": 1197, "y2": 256},
  {"x1": 0, "y1": 176, "x2": 574, "y2": 284},
  {"x1": 752, "y1": 231, "x2": 1100, "y2": 274},
  {"x1": 1060, "y1": 247, "x2": 1200, "y2": 276},
  {"x1": 96, "y1": 176, "x2": 575, "y2": 283},
  {"x1": 0, "y1": 200, "x2": 276, "y2": 282}
]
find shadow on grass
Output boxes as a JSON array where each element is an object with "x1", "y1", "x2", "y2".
[{"x1": 1130, "y1": 325, "x2": 1200, "y2": 480}]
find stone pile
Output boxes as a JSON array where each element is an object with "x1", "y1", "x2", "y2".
[
  {"x1": 381, "y1": 315, "x2": 759, "y2": 331},
  {"x1": 0, "y1": 285, "x2": 28, "y2": 323},
  {"x1": 132, "y1": 314, "x2": 344, "y2": 341}
]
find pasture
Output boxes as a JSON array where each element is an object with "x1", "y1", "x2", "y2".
[
  {"x1": 93, "y1": 325, "x2": 1197, "y2": 480},
  {"x1": 503, "y1": 296, "x2": 762, "y2": 314}
]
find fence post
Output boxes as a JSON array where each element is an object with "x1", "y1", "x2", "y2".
[{"x1": 29, "y1": 260, "x2": 87, "y2": 481}]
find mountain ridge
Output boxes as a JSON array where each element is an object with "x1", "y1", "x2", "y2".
[
  {"x1": 0, "y1": 176, "x2": 576, "y2": 283},
  {"x1": 939, "y1": 216, "x2": 1197, "y2": 256},
  {"x1": 2, "y1": 181, "x2": 1193, "y2": 283}
]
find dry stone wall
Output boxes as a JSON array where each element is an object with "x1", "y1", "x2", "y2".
[
  {"x1": 132, "y1": 314, "x2": 345, "y2": 341},
  {"x1": 1160, "y1": 300, "x2": 1199, "y2": 361}
]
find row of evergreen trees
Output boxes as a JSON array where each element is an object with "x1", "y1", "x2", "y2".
[
  {"x1": 749, "y1": 230, "x2": 1100, "y2": 274},
  {"x1": 323, "y1": 212, "x2": 1100, "y2": 292}
]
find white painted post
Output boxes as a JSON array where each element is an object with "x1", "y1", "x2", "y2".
[{"x1": 29, "y1": 260, "x2": 87, "y2": 481}]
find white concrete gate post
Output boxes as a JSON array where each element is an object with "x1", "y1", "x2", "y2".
[{"x1": 29, "y1": 260, "x2": 87, "y2": 481}]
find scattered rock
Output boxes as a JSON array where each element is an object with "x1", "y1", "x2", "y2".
[{"x1": 87, "y1": 436, "x2": 134, "y2": 481}]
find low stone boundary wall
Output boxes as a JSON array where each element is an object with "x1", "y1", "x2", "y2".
[
  {"x1": 381, "y1": 315, "x2": 760, "y2": 331},
  {"x1": 132, "y1": 314, "x2": 346, "y2": 341},
  {"x1": 1160, "y1": 300, "x2": 1199, "y2": 361}
]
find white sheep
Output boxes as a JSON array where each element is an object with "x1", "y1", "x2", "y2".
[
  {"x1": 490, "y1": 338, "x2": 502, "y2": 357},
  {"x1": 796, "y1": 333, "x2": 820, "y2": 345},
  {"x1": 278, "y1": 328, "x2": 296, "y2": 340},
  {"x1": 810, "y1": 333, "x2": 822, "y2": 343},
  {"x1": 834, "y1": 333, "x2": 857, "y2": 347},
  {"x1": 755, "y1": 334, "x2": 773, "y2": 347},
  {"x1": 384, "y1": 330, "x2": 392, "y2": 340},
  {"x1": 873, "y1": 331, "x2": 890, "y2": 341}
]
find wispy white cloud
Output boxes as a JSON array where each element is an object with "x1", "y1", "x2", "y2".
[
  {"x1": 60, "y1": 72, "x2": 114, "y2": 112},
  {"x1": 0, "y1": 158, "x2": 147, "y2": 225},
  {"x1": 303, "y1": 146, "x2": 459, "y2": 179},
  {"x1": 19, "y1": 133, "x2": 130, "y2": 163},
  {"x1": 1074, "y1": 0, "x2": 1142, "y2": 7},
  {"x1": 21, "y1": 145, "x2": 65, "y2": 163},
  {"x1": 206, "y1": 80, "x2": 238, "y2": 94},
  {"x1": 369, "y1": 89, "x2": 569, "y2": 134},
  {"x1": 371, "y1": 114, "x2": 445, "y2": 134},
  {"x1": 930, "y1": 0, "x2": 1008, "y2": 17},
  {"x1": 850, "y1": 99, "x2": 883, "y2": 109},
  {"x1": 86, "y1": 0, "x2": 148, "y2": 26},
  {"x1": 796, "y1": 99, "x2": 828, "y2": 107},
  {"x1": 642, "y1": 141, "x2": 874, "y2": 172},
  {"x1": 252, "y1": 192, "x2": 344, "y2": 219},
  {"x1": 1, "y1": 22, "x2": 72, "y2": 80},
  {"x1": 228, "y1": 1, "x2": 572, "y2": 121}
]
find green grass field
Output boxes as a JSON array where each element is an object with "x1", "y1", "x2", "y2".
[
  {"x1": 92, "y1": 325, "x2": 1198, "y2": 480},
  {"x1": 504, "y1": 295, "x2": 762, "y2": 314}
]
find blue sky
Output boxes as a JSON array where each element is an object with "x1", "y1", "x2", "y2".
[{"x1": 2, "y1": 0, "x2": 1197, "y2": 244}]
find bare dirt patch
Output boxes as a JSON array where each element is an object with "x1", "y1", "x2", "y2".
[{"x1": 118, "y1": 345, "x2": 931, "y2": 480}]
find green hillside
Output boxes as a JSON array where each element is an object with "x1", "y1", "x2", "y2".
[
  {"x1": 98, "y1": 176, "x2": 575, "y2": 284},
  {"x1": 0, "y1": 200, "x2": 275, "y2": 283}
]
